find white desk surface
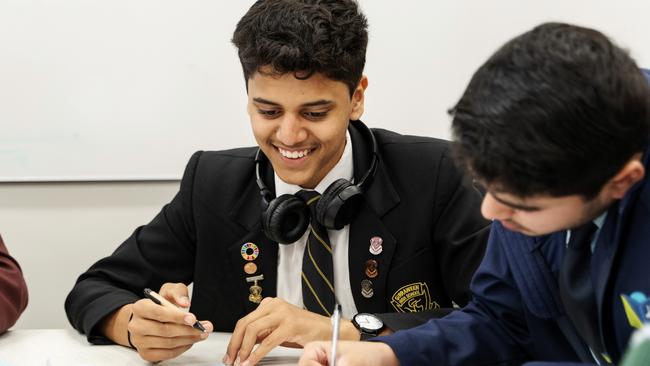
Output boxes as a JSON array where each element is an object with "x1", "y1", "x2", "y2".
[{"x1": 0, "y1": 329, "x2": 301, "y2": 366}]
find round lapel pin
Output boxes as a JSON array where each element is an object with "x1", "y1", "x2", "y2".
[
  {"x1": 244, "y1": 262, "x2": 258, "y2": 274},
  {"x1": 240, "y1": 242, "x2": 259, "y2": 261}
]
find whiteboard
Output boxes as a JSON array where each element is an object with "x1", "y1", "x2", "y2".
[{"x1": 1, "y1": 0, "x2": 649, "y2": 181}]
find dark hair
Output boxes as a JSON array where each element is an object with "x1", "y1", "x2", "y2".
[
  {"x1": 232, "y1": 0, "x2": 368, "y2": 96},
  {"x1": 450, "y1": 22, "x2": 650, "y2": 199}
]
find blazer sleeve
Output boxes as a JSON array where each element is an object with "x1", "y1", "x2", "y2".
[
  {"x1": 0, "y1": 235, "x2": 29, "y2": 333},
  {"x1": 374, "y1": 226, "x2": 531, "y2": 365},
  {"x1": 64, "y1": 151, "x2": 202, "y2": 344},
  {"x1": 431, "y1": 146, "x2": 490, "y2": 306}
]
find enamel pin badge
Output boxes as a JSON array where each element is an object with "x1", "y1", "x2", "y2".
[
  {"x1": 246, "y1": 274, "x2": 264, "y2": 304},
  {"x1": 240, "y1": 242, "x2": 259, "y2": 261},
  {"x1": 369, "y1": 236, "x2": 383, "y2": 255}
]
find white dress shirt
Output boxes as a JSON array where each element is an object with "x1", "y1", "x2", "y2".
[{"x1": 275, "y1": 131, "x2": 358, "y2": 319}]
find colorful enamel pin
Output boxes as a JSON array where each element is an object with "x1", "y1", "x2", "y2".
[{"x1": 240, "y1": 242, "x2": 259, "y2": 261}]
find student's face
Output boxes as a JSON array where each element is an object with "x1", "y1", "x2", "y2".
[
  {"x1": 479, "y1": 156, "x2": 645, "y2": 236},
  {"x1": 479, "y1": 189, "x2": 611, "y2": 236},
  {"x1": 247, "y1": 69, "x2": 366, "y2": 189}
]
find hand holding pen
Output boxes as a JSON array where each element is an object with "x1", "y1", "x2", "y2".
[
  {"x1": 125, "y1": 283, "x2": 213, "y2": 362},
  {"x1": 144, "y1": 288, "x2": 207, "y2": 332}
]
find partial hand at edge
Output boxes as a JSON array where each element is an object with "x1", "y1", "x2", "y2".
[{"x1": 299, "y1": 340, "x2": 400, "y2": 366}]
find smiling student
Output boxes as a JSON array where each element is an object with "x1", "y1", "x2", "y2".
[{"x1": 64, "y1": 1, "x2": 489, "y2": 364}]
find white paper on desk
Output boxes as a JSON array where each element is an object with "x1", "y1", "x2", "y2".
[{"x1": 159, "y1": 340, "x2": 302, "y2": 366}]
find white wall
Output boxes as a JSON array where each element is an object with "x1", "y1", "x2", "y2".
[
  {"x1": 2, "y1": 0, "x2": 650, "y2": 329},
  {"x1": 1, "y1": 181, "x2": 179, "y2": 329}
]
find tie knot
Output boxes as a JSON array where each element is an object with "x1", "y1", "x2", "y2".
[
  {"x1": 296, "y1": 189, "x2": 322, "y2": 206},
  {"x1": 568, "y1": 222, "x2": 598, "y2": 250}
]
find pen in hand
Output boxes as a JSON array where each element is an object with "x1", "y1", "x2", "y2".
[{"x1": 143, "y1": 288, "x2": 208, "y2": 333}]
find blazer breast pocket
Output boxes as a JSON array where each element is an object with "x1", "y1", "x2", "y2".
[{"x1": 386, "y1": 247, "x2": 447, "y2": 312}]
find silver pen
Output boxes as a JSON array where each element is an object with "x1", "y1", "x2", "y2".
[{"x1": 330, "y1": 304, "x2": 342, "y2": 366}]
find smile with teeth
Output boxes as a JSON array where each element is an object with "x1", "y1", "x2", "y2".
[{"x1": 278, "y1": 147, "x2": 312, "y2": 159}]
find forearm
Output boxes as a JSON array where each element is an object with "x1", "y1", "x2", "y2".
[{"x1": 340, "y1": 320, "x2": 360, "y2": 341}]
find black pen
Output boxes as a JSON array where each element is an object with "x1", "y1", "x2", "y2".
[{"x1": 143, "y1": 288, "x2": 207, "y2": 333}]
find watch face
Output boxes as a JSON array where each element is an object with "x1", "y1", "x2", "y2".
[{"x1": 355, "y1": 313, "x2": 383, "y2": 331}]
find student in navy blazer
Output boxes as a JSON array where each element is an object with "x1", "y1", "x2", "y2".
[{"x1": 299, "y1": 24, "x2": 650, "y2": 366}]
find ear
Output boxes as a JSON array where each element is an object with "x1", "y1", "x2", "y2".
[
  {"x1": 603, "y1": 154, "x2": 645, "y2": 199},
  {"x1": 349, "y1": 76, "x2": 368, "y2": 121}
]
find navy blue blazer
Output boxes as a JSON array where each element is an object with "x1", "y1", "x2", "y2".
[{"x1": 379, "y1": 70, "x2": 650, "y2": 366}]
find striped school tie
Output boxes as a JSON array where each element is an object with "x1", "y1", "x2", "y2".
[{"x1": 296, "y1": 189, "x2": 336, "y2": 316}]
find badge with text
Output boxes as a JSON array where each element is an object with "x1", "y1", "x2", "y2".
[
  {"x1": 240, "y1": 242, "x2": 259, "y2": 261},
  {"x1": 390, "y1": 282, "x2": 439, "y2": 312},
  {"x1": 369, "y1": 236, "x2": 383, "y2": 255},
  {"x1": 246, "y1": 274, "x2": 264, "y2": 304}
]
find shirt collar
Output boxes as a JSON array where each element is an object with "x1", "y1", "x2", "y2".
[
  {"x1": 274, "y1": 130, "x2": 354, "y2": 196},
  {"x1": 592, "y1": 211, "x2": 607, "y2": 231}
]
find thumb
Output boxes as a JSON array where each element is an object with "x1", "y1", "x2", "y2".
[{"x1": 159, "y1": 282, "x2": 191, "y2": 308}]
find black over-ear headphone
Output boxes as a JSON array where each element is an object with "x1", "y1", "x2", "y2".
[{"x1": 255, "y1": 124, "x2": 378, "y2": 244}]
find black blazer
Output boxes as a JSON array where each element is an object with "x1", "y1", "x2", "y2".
[{"x1": 65, "y1": 121, "x2": 489, "y2": 343}]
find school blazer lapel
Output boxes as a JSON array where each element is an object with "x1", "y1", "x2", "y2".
[
  {"x1": 228, "y1": 158, "x2": 279, "y2": 314},
  {"x1": 348, "y1": 122, "x2": 400, "y2": 313}
]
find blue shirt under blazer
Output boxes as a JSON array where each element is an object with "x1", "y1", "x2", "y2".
[{"x1": 379, "y1": 70, "x2": 650, "y2": 366}]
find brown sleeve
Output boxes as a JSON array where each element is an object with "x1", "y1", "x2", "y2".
[{"x1": 0, "y1": 234, "x2": 29, "y2": 333}]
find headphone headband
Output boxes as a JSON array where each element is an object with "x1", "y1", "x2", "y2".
[{"x1": 256, "y1": 121, "x2": 379, "y2": 241}]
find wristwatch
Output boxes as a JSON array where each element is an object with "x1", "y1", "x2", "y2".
[{"x1": 351, "y1": 312, "x2": 385, "y2": 340}]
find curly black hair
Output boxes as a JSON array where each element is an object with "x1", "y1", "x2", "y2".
[
  {"x1": 451, "y1": 22, "x2": 650, "y2": 199},
  {"x1": 232, "y1": 0, "x2": 368, "y2": 96}
]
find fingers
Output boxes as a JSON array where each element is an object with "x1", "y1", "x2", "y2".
[
  {"x1": 237, "y1": 315, "x2": 285, "y2": 366},
  {"x1": 225, "y1": 298, "x2": 275, "y2": 362},
  {"x1": 159, "y1": 282, "x2": 191, "y2": 308},
  {"x1": 298, "y1": 342, "x2": 330, "y2": 366},
  {"x1": 298, "y1": 341, "x2": 401, "y2": 366},
  {"x1": 129, "y1": 298, "x2": 212, "y2": 362},
  {"x1": 129, "y1": 318, "x2": 208, "y2": 362},
  {"x1": 133, "y1": 297, "x2": 196, "y2": 326},
  {"x1": 227, "y1": 298, "x2": 330, "y2": 366}
]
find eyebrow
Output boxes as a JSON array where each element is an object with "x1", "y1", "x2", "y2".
[
  {"x1": 252, "y1": 97, "x2": 334, "y2": 108},
  {"x1": 491, "y1": 193, "x2": 542, "y2": 211}
]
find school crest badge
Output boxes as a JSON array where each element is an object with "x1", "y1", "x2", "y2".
[{"x1": 391, "y1": 282, "x2": 439, "y2": 312}]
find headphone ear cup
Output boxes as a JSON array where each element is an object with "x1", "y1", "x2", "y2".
[
  {"x1": 262, "y1": 194, "x2": 310, "y2": 243},
  {"x1": 316, "y1": 178, "x2": 363, "y2": 230}
]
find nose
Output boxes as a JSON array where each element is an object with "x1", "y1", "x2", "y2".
[
  {"x1": 276, "y1": 114, "x2": 308, "y2": 146},
  {"x1": 481, "y1": 193, "x2": 514, "y2": 222}
]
